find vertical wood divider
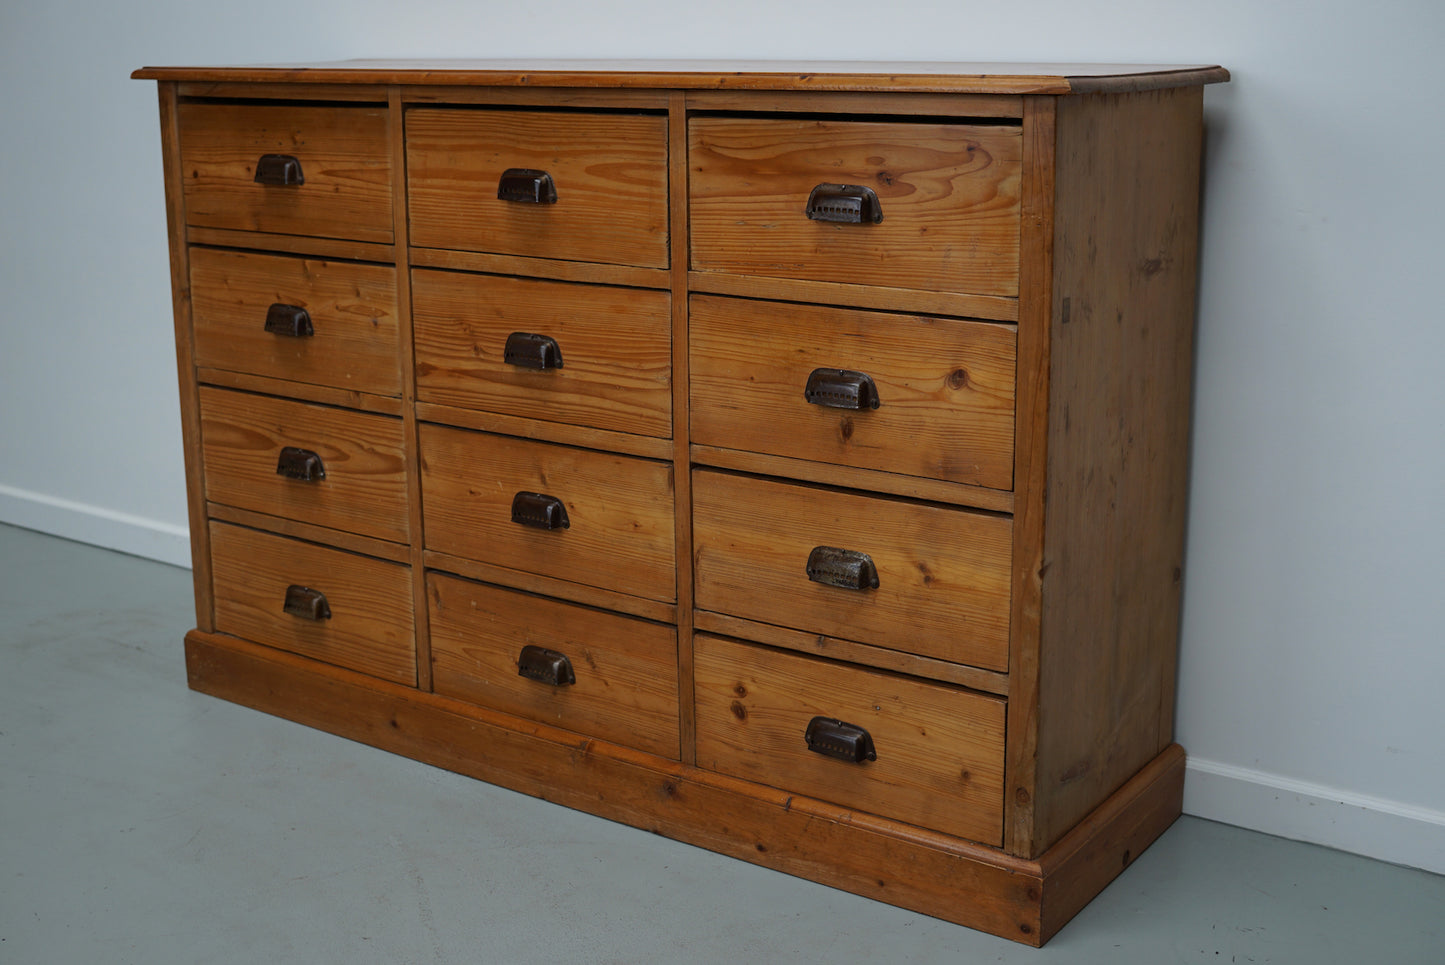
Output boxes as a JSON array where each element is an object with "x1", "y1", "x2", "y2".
[
  {"x1": 1005, "y1": 94, "x2": 1057, "y2": 857},
  {"x1": 669, "y1": 91, "x2": 697, "y2": 763},
  {"x1": 158, "y1": 80, "x2": 214, "y2": 631},
  {"x1": 390, "y1": 85, "x2": 433, "y2": 691}
]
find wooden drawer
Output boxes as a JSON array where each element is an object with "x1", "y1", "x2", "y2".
[
  {"x1": 693, "y1": 470, "x2": 1011, "y2": 672},
  {"x1": 190, "y1": 248, "x2": 401, "y2": 396},
  {"x1": 428, "y1": 574, "x2": 680, "y2": 759},
  {"x1": 199, "y1": 387, "x2": 409, "y2": 542},
  {"x1": 689, "y1": 116, "x2": 1021, "y2": 295},
  {"x1": 406, "y1": 108, "x2": 669, "y2": 268},
  {"x1": 690, "y1": 294, "x2": 1016, "y2": 490},
  {"x1": 419, "y1": 425, "x2": 676, "y2": 602},
  {"x1": 694, "y1": 634, "x2": 1005, "y2": 845},
  {"x1": 177, "y1": 102, "x2": 392, "y2": 243},
  {"x1": 209, "y1": 522, "x2": 416, "y2": 685},
  {"x1": 412, "y1": 269, "x2": 671, "y2": 437}
]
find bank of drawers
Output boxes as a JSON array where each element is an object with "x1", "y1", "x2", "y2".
[{"x1": 183, "y1": 95, "x2": 1019, "y2": 846}]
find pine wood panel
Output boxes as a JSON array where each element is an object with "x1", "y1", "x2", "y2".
[
  {"x1": 692, "y1": 610, "x2": 1010, "y2": 696},
  {"x1": 412, "y1": 270, "x2": 672, "y2": 437},
  {"x1": 694, "y1": 634, "x2": 1005, "y2": 845},
  {"x1": 197, "y1": 368, "x2": 404, "y2": 416},
  {"x1": 419, "y1": 425, "x2": 676, "y2": 602},
  {"x1": 1004, "y1": 94, "x2": 1058, "y2": 856},
  {"x1": 689, "y1": 294, "x2": 1016, "y2": 490},
  {"x1": 424, "y1": 551, "x2": 678, "y2": 625},
  {"x1": 690, "y1": 445, "x2": 1015, "y2": 514},
  {"x1": 183, "y1": 630, "x2": 1053, "y2": 941},
  {"x1": 692, "y1": 470, "x2": 1012, "y2": 671},
  {"x1": 157, "y1": 82, "x2": 214, "y2": 630},
  {"x1": 190, "y1": 248, "x2": 401, "y2": 396},
  {"x1": 177, "y1": 102, "x2": 393, "y2": 243},
  {"x1": 138, "y1": 61, "x2": 1229, "y2": 96},
  {"x1": 209, "y1": 522, "x2": 415, "y2": 684},
  {"x1": 199, "y1": 386, "x2": 410, "y2": 543},
  {"x1": 1028, "y1": 87, "x2": 1203, "y2": 854},
  {"x1": 413, "y1": 402, "x2": 673, "y2": 460},
  {"x1": 409, "y1": 247, "x2": 668, "y2": 290},
  {"x1": 689, "y1": 117, "x2": 1021, "y2": 295},
  {"x1": 428, "y1": 574, "x2": 680, "y2": 759},
  {"x1": 406, "y1": 108, "x2": 669, "y2": 268},
  {"x1": 686, "y1": 270, "x2": 1020, "y2": 323}
]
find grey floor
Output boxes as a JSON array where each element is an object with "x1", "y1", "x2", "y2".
[{"x1": 2, "y1": 523, "x2": 1442, "y2": 964}]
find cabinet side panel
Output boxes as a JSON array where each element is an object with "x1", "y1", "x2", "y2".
[
  {"x1": 158, "y1": 81, "x2": 213, "y2": 630},
  {"x1": 1032, "y1": 87, "x2": 1202, "y2": 853},
  {"x1": 1005, "y1": 95, "x2": 1057, "y2": 855}
]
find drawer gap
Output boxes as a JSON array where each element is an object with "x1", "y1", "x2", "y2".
[
  {"x1": 179, "y1": 95, "x2": 388, "y2": 108},
  {"x1": 403, "y1": 103, "x2": 666, "y2": 117},
  {"x1": 688, "y1": 109, "x2": 1021, "y2": 129}
]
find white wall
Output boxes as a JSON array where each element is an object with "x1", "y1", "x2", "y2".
[{"x1": 3, "y1": 0, "x2": 1441, "y2": 874}]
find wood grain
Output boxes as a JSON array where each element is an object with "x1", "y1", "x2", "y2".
[
  {"x1": 199, "y1": 386, "x2": 409, "y2": 542},
  {"x1": 208, "y1": 522, "x2": 415, "y2": 685},
  {"x1": 419, "y1": 425, "x2": 676, "y2": 602},
  {"x1": 689, "y1": 445, "x2": 1015, "y2": 514},
  {"x1": 423, "y1": 551, "x2": 677, "y2": 625},
  {"x1": 689, "y1": 294, "x2": 1017, "y2": 490},
  {"x1": 692, "y1": 610, "x2": 1010, "y2": 696},
  {"x1": 429, "y1": 574, "x2": 680, "y2": 759},
  {"x1": 183, "y1": 629, "x2": 1050, "y2": 942},
  {"x1": 177, "y1": 102, "x2": 393, "y2": 243},
  {"x1": 1005, "y1": 94, "x2": 1058, "y2": 856},
  {"x1": 138, "y1": 60, "x2": 1229, "y2": 96},
  {"x1": 692, "y1": 470, "x2": 1012, "y2": 672},
  {"x1": 412, "y1": 269, "x2": 672, "y2": 437},
  {"x1": 1029, "y1": 87, "x2": 1203, "y2": 854},
  {"x1": 694, "y1": 634, "x2": 1005, "y2": 845},
  {"x1": 689, "y1": 116, "x2": 1021, "y2": 295},
  {"x1": 190, "y1": 247, "x2": 401, "y2": 396},
  {"x1": 406, "y1": 108, "x2": 669, "y2": 268},
  {"x1": 156, "y1": 81, "x2": 213, "y2": 630}
]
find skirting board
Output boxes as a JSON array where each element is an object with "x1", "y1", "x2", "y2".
[
  {"x1": 0, "y1": 483, "x2": 190, "y2": 568},
  {"x1": 1184, "y1": 757, "x2": 1445, "y2": 876}
]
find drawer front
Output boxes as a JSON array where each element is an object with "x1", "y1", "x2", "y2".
[
  {"x1": 694, "y1": 634, "x2": 1005, "y2": 845},
  {"x1": 428, "y1": 574, "x2": 680, "y2": 759},
  {"x1": 690, "y1": 294, "x2": 1016, "y2": 489},
  {"x1": 209, "y1": 522, "x2": 416, "y2": 685},
  {"x1": 190, "y1": 248, "x2": 401, "y2": 396},
  {"x1": 177, "y1": 102, "x2": 393, "y2": 243},
  {"x1": 693, "y1": 471, "x2": 1011, "y2": 671},
  {"x1": 406, "y1": 108, "x2": 669, "y2": 268},
  {"x1": 419, "y1": 425, "x2": 676, "y2": 602},
  {"x1": 412, "y1": 270, "x2": 672, "y2": 437},
  {"x1": 689, "y1": 116, "x2": 1021, "y2": 295},
  {"x1": 199, "y1": 387, "x2": 410, "y2": 542}
]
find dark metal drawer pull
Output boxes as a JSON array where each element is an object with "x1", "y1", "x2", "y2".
[
  {"x1": 804, "y1": 368, "x2": 880, "y2": 410},
  {"x1": 254, "y1": 154, "x2": 305, "y2": 186},
  {"x1": 511, "y1": 492, "x2": 570, "y2": 530},
  {"x1": 264, "y1": 303, "x2": 314, "y2": 338},
  {"x1": 275, "y1": 446, "x2": 325, "y2": 482},
  {"x1": 498, "y1": 168, "x2": 557, "y2": 204},
  {"x1": 805, "y1": 183, "x2": 882, "y2": 224},
  {"x1": 503, "y1": 332, "x2": 564, "y2": 370},
  {"x1": 282, "y1": 585, "x2": 331, "y2": 621},
  {"x1": 517, "y1": 645, "x2": 576, "y2": 687},
  {"x1": 805, "y1": 716, "x2": 877, "y2": 763},
  {"x1": 806, "y1": 546, "x2": 879, "y2": 591}
]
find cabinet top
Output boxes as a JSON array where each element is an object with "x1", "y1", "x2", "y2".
[{"x1": 131, "y1": 59, "x2": 1228, "y2": 94}]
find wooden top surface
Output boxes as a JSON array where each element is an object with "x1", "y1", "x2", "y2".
[{"x1": 131, "y1": 59, "x2": 1228, "y2": 94}]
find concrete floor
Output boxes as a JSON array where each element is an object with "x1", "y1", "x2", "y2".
[{"x1": 2, "y1": 522, "x2": 1442, "y2": 964}]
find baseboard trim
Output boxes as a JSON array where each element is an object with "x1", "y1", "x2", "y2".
[
  {"x1": 1184, "y1": 756, "x2": 1445, "y2": 876},
  {"x1": 0, "y1": 483, "x2": 190, "y2": 568}
]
